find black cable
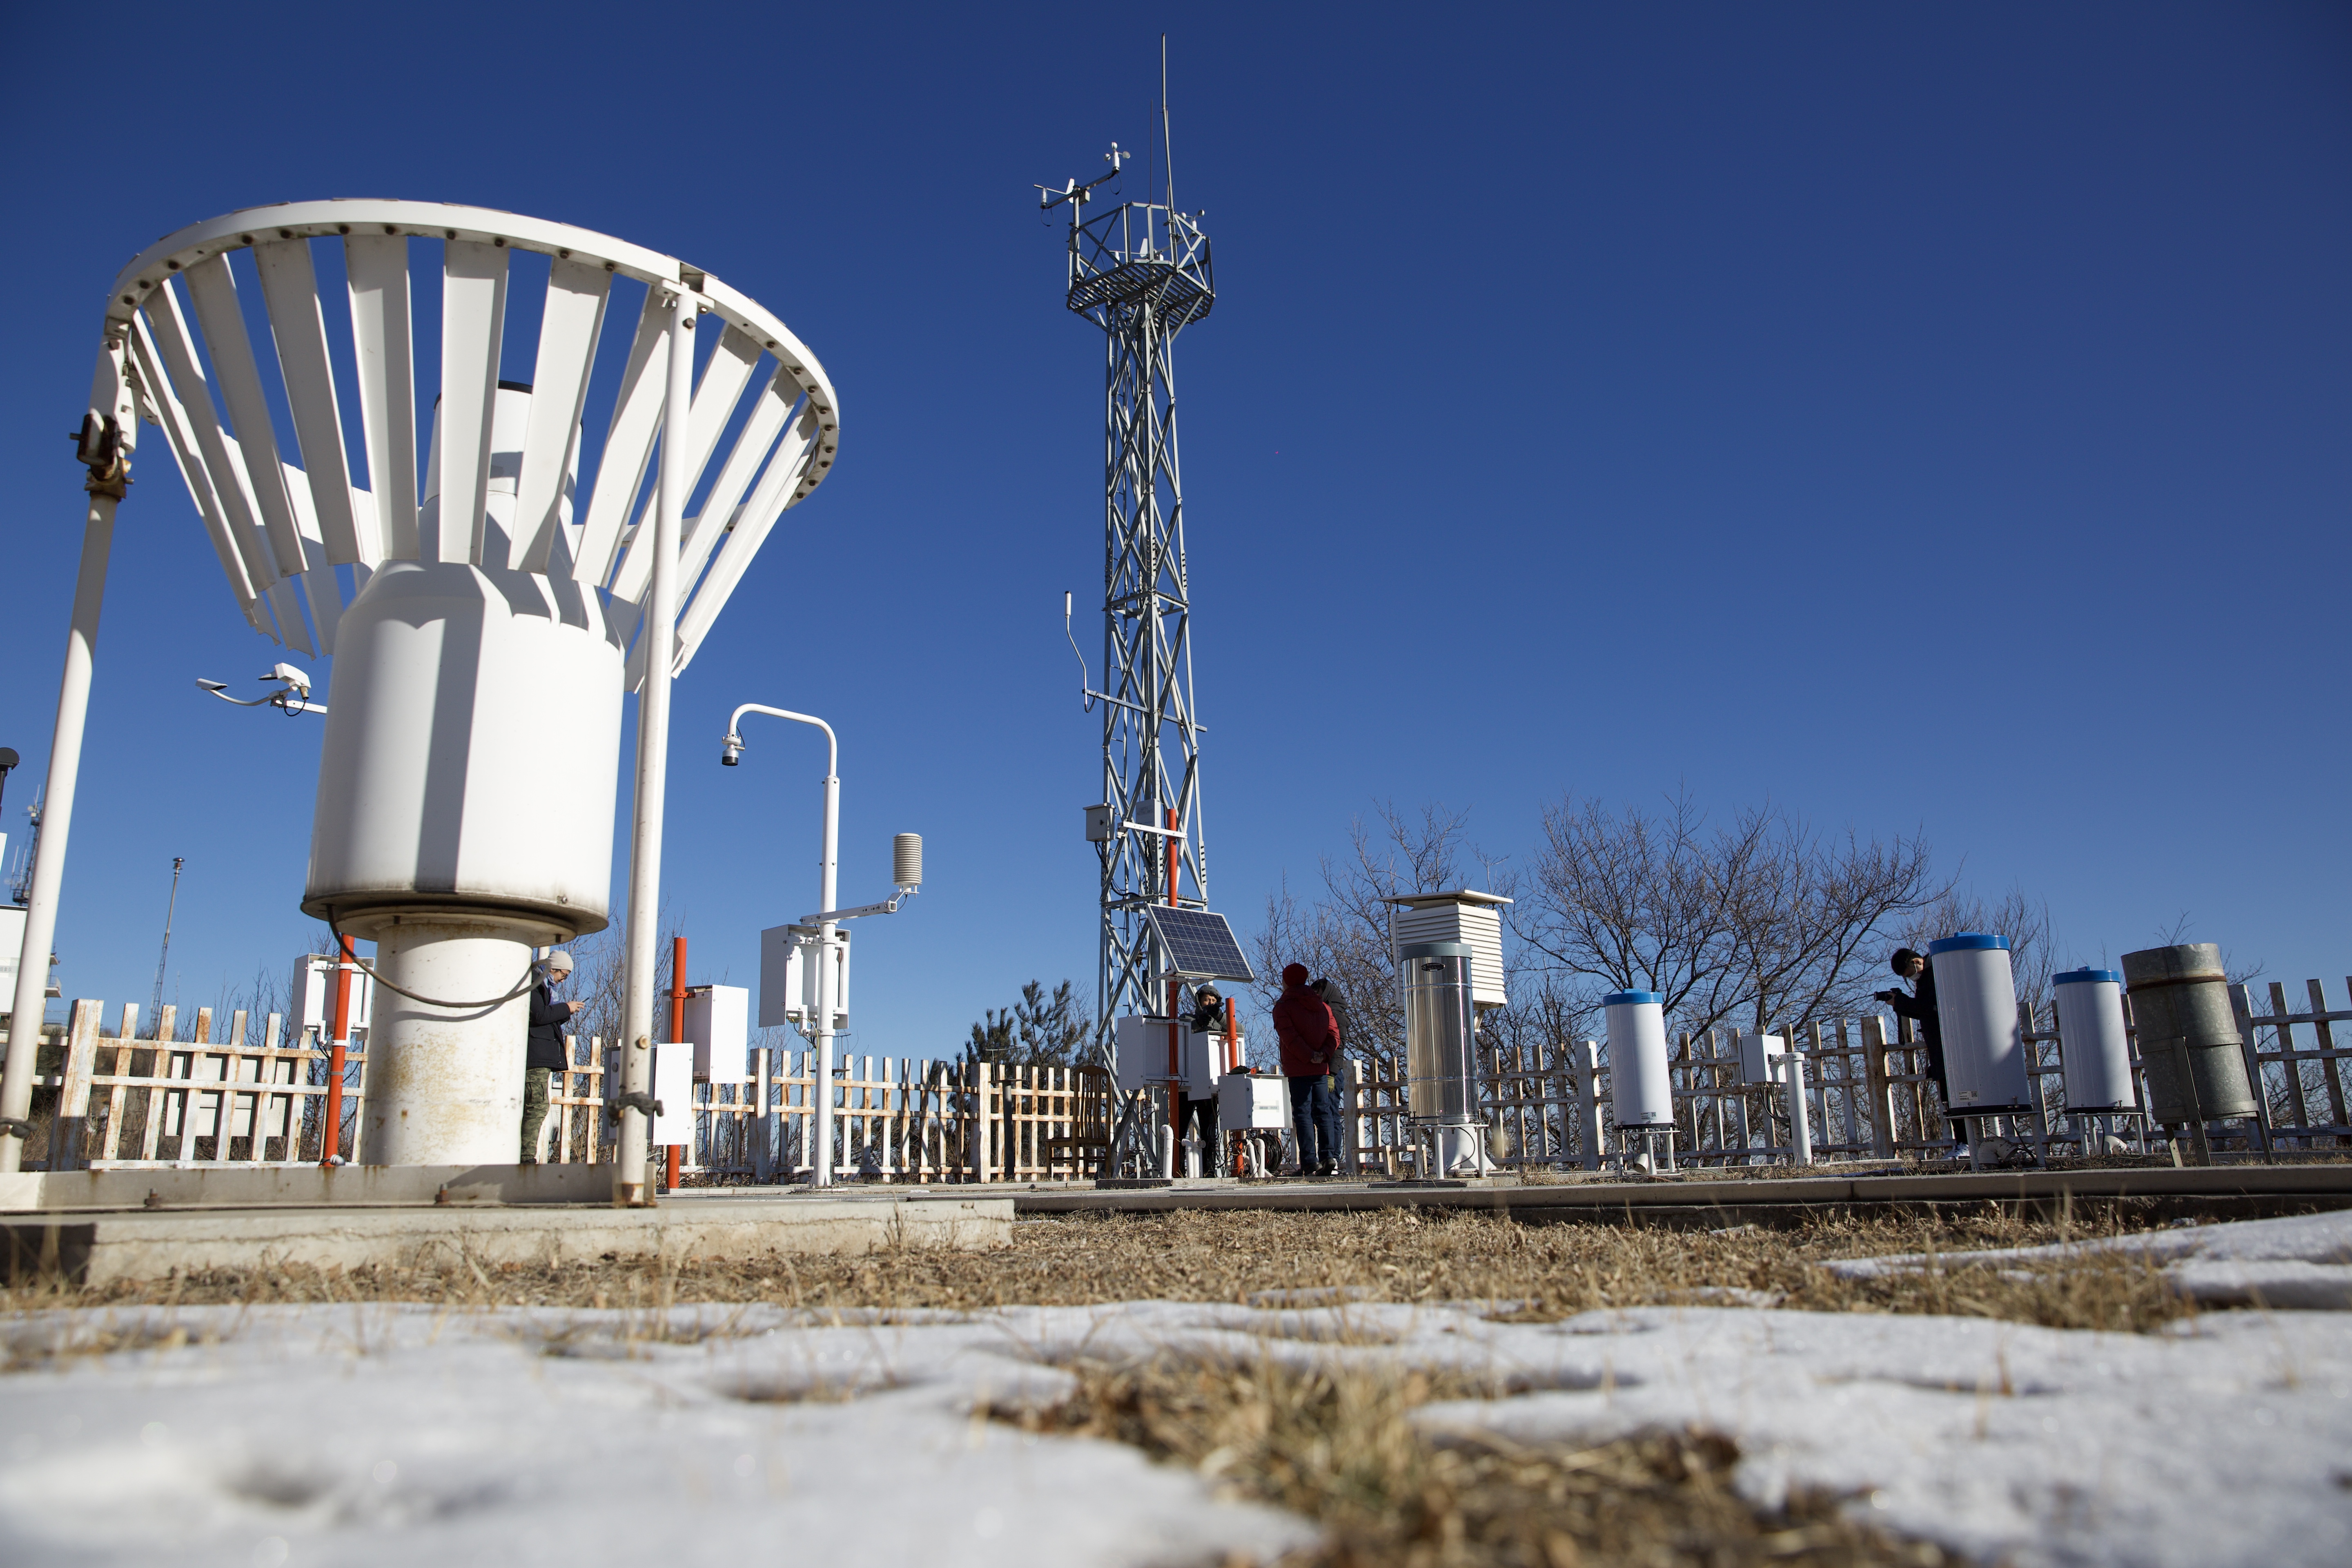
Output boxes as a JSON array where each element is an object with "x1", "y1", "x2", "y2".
[{"x1": 326, "y1": 915, "x2": 543, "y2": 1011}]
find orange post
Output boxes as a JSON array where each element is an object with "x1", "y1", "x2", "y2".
[{"x1": 321, "y1": 933, "x2": 356, "y2": 1165}]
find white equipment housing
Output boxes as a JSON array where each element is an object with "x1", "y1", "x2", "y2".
[
  {"x1": 1604, "y1": 990, "x2": 1674, "y2": 1128},
  {"x1": 2054, "y1": 967, "x2": 2136, "y2": 1112},
  {"x1": 650, "y1": 1044, "x2": 694, "y2": 1147},
  {"x1": 1115, "y1": 1015, "x2": 1240, "y2": 1097},
  {"x1": 1931, "y1": 933, "x2": 2034, "y2": 1112},
  {"x1": 758, "y1": 923, "x2": 850, "y2": 1031},
  {"x1": 0, "y1": 906, "x2": 22, "y2": 1011},
  {"x1": 1217, "y1": 1071, "x2": 1288, "y2": 1130},
  {"x1": 110, "y1": 201, "x2": 842, "y2": 1168},
  {"x1": 293, "y1": 953, "x2": 373, "y2": 1036},
  {"x1": 1739, "y1": 1030, "x2": 1786, "y2": 1085},
  {"x1": 684, "y1": 983, "x2": 751, "y2": 1085},
  {"x1": 1384, "y1": 890, "x2": 1511, "y2": 1009}
]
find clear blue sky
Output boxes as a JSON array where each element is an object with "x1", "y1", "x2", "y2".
[{"x1": 2, "y1": 2, "x2": 2345, "y2": 1053}]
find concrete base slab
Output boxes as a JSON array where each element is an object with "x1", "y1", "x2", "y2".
[
  {"x1": 1, "y1": 1194, "x2": 1011, "y2": 1287},
  {"x1": 0, "y1": 1162, "x2": 617, "y2": 1212}
]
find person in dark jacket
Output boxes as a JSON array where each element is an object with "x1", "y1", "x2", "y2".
[
  {"x1": 1178, "y1": 983, "x2": 1225, "y2": 1169},
  {"x1": 1875, "y1": 948, "x2": 1960, "y2": 1144},
  {"x1": 1273, "y1": 962, "x2": 1343, "y2": 1177},
  {"x1": 522, "y1": 950, "x2": 582, "y2": 1163}
]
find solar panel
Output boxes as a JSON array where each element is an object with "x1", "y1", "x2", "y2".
[{"x1": 1145, "y1": 906, "x2": 1256, "y2": 982}]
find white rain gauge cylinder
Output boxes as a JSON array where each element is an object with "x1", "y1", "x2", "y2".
[
  {"x1": 1930, "y1": 933, "x2": 2034, "y2": 1114},
  {"x1": 1604, "y1": 988, "x2": 1675, "y2": 1173},
  {"x1": 105, "y1": 201, "x2": 842, "y2": 1165},
  {"x1": 2053, "y1": 967, "x2": 2136, "y2": 1113}
]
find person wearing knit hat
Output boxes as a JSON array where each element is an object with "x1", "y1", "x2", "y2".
[
  {"x1": 1272, "y1": 962, "x2": 1343, "y2": 1178},
  {"x1": 521, "y1": 950, "x2": 581, "y2": 1164}
]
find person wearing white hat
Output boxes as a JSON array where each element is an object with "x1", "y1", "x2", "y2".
[{"x1": 522, "y1": 950, "x2": 581, "y2": 1164}]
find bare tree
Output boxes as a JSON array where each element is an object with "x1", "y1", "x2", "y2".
[{"x1": 1519, "y1": 793, "x2": 1947, "y2": 1036}]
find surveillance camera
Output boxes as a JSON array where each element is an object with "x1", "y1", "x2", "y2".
[
  {"x1": 720, "y1": 751, "x2": 738, "y2": 766},
  {"x1": 720, "y1": 735, "x2": 743, "y2": 766}
]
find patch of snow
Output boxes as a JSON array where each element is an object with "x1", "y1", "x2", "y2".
[
  {"x1": 1822, "y1": 1208, "x2": 2352, "y2": 1308},
  {"x1": 4, "y1": 1287, "x2": 2350, "y2": 1567}
]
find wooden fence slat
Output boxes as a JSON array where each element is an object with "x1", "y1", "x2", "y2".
[{"x1": 2308, "y1": 979, "x2": 2348, "y2": 1139}]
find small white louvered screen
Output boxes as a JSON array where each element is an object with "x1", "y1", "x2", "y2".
[{"x1": 1388, "y1": 900, "x2": 1507, "y2": 1007}]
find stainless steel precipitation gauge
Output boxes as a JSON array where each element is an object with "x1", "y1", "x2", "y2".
[{"x1": 0, "y1": 202, "x2": 842, "y2": 1203}]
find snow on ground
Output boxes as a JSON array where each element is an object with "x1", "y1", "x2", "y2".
[
  {"x1": 1824, "y1": 1208, "x2": 2352, "y2": 1309},
  {"x1": 4, "y1": 1214, "x2": 2351, "y2": 1567}
]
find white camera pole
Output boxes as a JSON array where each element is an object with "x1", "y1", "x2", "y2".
[
  {"x1": 724, "y1": 704, "x2": 839, "y2": 1185},
  {"x1": 2, "y1": 338, "x2": 135, "y2": 1174},
  {"x1": 615, "y1": 290, "x2": 696, "y2": 1207}
]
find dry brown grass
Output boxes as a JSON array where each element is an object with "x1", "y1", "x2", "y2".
[
  {"x1": 998, "y1": 1348, "x2": 1963, "y2": 1568},
  {"x1": 4, "y1": 1206, "x2": 2192, "y2": 1334}
]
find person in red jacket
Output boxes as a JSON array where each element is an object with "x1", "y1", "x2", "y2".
[{"x1": 1273, "y1": 962, "x2": 1343, "y2": 1178}]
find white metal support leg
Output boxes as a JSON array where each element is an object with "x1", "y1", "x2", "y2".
[
  {"x1": 2, "y1": 343, "x2": 133, "y2": 1175},
  {"x1": 616, "y1": 291, "x2": 693, "y2": 1207}
]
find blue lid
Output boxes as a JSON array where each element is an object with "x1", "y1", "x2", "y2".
[
  {"x1": 2054, "y1": 967, "x2": 2122, "y2": 987},
  {"x1": 1928, "y1": 931, "x2": 2010, "y2": 954},
  {"x1": 1604, "y1": 990, "x2": 1662, "y2": 1007}
]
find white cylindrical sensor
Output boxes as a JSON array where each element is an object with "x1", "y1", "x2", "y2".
[
  {"x1": 1604, "y1": 989, "x2": 1674, "y2": 1129},
  {"x1": 893, "y1": 832, "x2": 922, "y2": 888},
  {"x1": 305, "y1": 386, "x2": 626, "y2": 1167},
  {"x1": 1930, "y1": 933, "x2": 2034, "y2": 1112},
  {"x1": 2054, "y1": 967, "x2": 2136, "y2": 1112}
]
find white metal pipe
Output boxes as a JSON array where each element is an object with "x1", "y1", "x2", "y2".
[
  {"x1": 1784, "y1": 1051, "x2": 1813, "y2": 1166},
  {"x1": 615, "y1": 293, "x2": 694, "y2": 1206},
  {"x1": 3, "y1": 343, "x2": 131, "y2": 1175},
  {"x1": 814, "y1": 771, "x2": 840, "y2": 1186},
  {"x1": 0, "y1": 492, "x2": 116, "y2": 1174}
]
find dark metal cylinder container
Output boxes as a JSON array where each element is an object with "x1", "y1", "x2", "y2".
[
  {"x1": 1401, "y1": 942, "x2": 1478, "y2": 1126},
  {"x1": 2120, "y1": 943, "x2": 2256, "y2": 1123}
]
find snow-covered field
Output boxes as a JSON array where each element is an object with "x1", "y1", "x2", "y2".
[{"x1": 5, "y1": 1213, "x2": 2351, "y2": 1568}]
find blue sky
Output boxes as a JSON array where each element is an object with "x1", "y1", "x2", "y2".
[{"x1": 2, "y1": 2, "x2": 2345, "y2": 1054}]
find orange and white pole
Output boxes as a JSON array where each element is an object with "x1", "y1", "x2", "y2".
[{"x1": 321, "y1": 933, "x2": 356, "y2": 1164}]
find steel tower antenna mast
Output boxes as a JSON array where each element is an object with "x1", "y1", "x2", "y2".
[{"x1": 1039, "y1": 84, "x2": 1218, "y2": 1093}]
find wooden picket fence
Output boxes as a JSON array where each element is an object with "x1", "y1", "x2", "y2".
[
  {"x1": 30, "y1": 1000, "x2": 360, "y2": 1169},
  {"x1": 25, "y1": 972, "x2": 2346, "y2": 1174},
  {"x1": 23, "y1": 1006, "x2": 1115, "y2": 1181},
  {"x1": 679, "y1": 1054, "x2": 1110, "y2": 1183}
]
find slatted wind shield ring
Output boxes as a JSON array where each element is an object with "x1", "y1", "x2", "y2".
[{"x1": 105, "y1": 200, "x2": 841, "y2": 680}]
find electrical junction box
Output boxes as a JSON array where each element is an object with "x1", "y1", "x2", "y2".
[
  {"x1": 1739, "y1": 1031, "x2": 1786, "y2": 1085},
  {"x1": 685, "y1": 984, "x2": 750, "y2": 1085},
  {"x1": 1084, "y1": 804, "x2": 1118, "y2": 842},
  {"x1": 294, "y1": 953, "x2": 372, "y2": 1036},
  {"x1": 0, "y1": 905, "x2": 22, "y2": 1009},
  {"x1": 1383, "y1": 890, "x2": 1511, "y2": 1009},
  {"x1": 1116, "y1": 1016, "x2": 1242, "y2": 1096},
  {"x1": 758, "y1": 923, "x2": 850, "y2": 1031},
  {"x1": 1217, "y1": 1071, "x2": 1288, "y2": 1130},
  {"x1": 651, "y1": 1044, "x2": 694, "y2": 1147}
]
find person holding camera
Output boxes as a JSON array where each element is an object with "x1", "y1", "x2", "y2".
[
  {"x1": 522, "y1": 950, "x2": 583, "y2": 1164},
  {"x1": 1876, "y1": 947, "x2": 1973, "y2": 1156}
]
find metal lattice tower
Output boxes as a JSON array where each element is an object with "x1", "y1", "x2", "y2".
[{"x1": 1040, "y1": 140, "x2": 1217, "y2": 1074}]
